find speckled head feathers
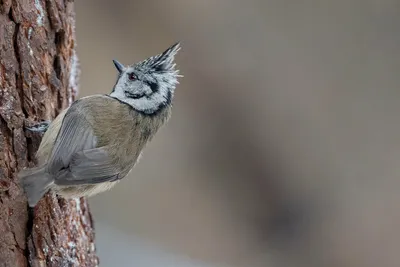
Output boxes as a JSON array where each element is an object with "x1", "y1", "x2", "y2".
[{"x1": 110, "y1": 42, "x2": 182, "y2": 114}]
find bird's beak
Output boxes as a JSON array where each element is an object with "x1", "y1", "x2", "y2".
[{"x1": 113, "y1": 59, "x2": 125, "y2": 73}]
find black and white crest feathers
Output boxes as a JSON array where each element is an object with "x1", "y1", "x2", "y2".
[{"x1": 134, "y1": 42, "x2": 181, "y2": 74}]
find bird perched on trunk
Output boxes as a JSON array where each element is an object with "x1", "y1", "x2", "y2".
[{"x1": 19, "y1": 42, "x2": 182, "y2": 207}]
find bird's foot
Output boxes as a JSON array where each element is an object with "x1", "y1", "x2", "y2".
[{"x1": 25, "y1": 120, "x2": 51, "y2": 133}]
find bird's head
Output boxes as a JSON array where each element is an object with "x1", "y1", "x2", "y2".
[{"x1": 110, "y1": 42, "x2": 181, "y2": 114}]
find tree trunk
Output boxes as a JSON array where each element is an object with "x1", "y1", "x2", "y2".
[{"x1": 0, "y1": 1, "x2": 98, "y2": 266}]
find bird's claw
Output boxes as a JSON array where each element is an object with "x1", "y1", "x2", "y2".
[{"x1": 25, "y1": 120, "x2": 51, "y2": 133}]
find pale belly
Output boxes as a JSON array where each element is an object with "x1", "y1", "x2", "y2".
[{"x1": 54, "y1": 180, "x2": 120, "y2": 198}]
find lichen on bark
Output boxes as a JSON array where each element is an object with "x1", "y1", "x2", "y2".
[{"x1": 0, "y1": 0, "x2": 98, "y2": 266}]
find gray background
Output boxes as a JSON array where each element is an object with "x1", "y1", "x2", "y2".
[{"x1": 75, "y1": 1, "x2": 400, "y2": 266}]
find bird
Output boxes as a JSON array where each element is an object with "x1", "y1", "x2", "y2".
[{"x1": 19, "y1": 42, "x2": 182, "y2": 207}]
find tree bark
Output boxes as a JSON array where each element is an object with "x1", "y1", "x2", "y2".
[{"x1": 0, "y1": 0, "x2": 98, "y2": 266}]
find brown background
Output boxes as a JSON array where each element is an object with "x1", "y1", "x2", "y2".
[{"x1": 75, "y1": 1, "x2": 400, "y2": 267}]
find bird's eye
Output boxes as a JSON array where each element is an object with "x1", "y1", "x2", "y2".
[{"x1": 128, "y1": 73, "x2": 137, "y2": 81}]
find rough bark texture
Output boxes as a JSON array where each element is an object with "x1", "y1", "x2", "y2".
[{"x1": 0, "y1": 0, "x2": 98, "y2": 266}]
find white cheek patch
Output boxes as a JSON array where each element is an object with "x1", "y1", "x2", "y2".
[
  {"x1": 120, "y1": 77, "x2": 152, "y2": 96},
  {"x1": 129, "y1": 92, "x2": 165, "y2": 112},
  {"x1": 110, "y1": 82, "x2": 170, "y2": 113},
  {"x1": 144, "y1": 86, "x2": 153, "y2": 96}
]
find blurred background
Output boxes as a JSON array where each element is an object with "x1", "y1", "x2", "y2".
[{"x1": 75, "y1": 1, "x2": 400, "y2": 266}]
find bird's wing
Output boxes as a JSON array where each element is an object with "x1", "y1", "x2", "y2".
[
  {"x1": 47, "y1": 104, "x2": 126, "y2": 185},
  {"x1": 54, "y1": 146, "x2": 123, "y2": 185},
  {"x1": 46, "y1": 105, "x2": 98, "y2": 174}
]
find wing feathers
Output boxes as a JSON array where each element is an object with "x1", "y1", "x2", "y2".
[
  {"x1": 47, "y1": 104, "x2": 123, "y2": 186},
  {"x1": 47, "y1": 110, "x2": 97, "y2": 174},
  {"x1": 54, "y1": 147, "x2": 121, "y2": 185}
]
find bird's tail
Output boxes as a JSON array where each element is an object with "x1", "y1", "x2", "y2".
[{"x1": 18, "y1": 165, "x2": 53, "y2": 207}]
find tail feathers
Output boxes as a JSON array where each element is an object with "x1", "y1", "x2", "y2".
[{"x1": 18, "y1": 165, "x2": 54, "y2": 207}]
